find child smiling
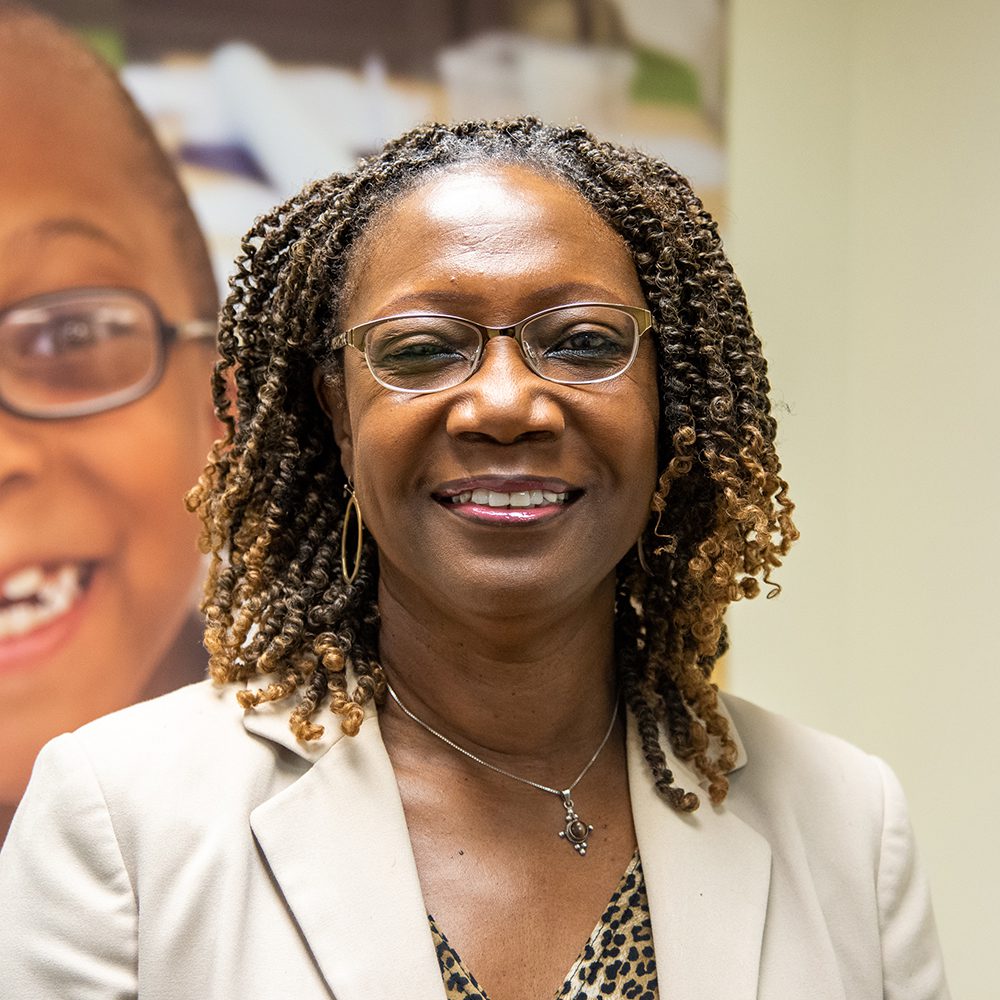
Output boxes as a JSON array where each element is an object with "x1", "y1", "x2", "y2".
[{"x1": 0, "y1": 3, "x2": 217, "y2": 841}]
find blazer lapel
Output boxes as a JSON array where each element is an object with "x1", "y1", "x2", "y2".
[
  {"x1": 628, "y1": 710, "x2": 771, "y2": 1000},
  {"x1": 243, "y1": 679, "x2": 770, "y2": 1000},
  {"x1": 247, "y1": 704, "x2": 446, "y2": 1000}
]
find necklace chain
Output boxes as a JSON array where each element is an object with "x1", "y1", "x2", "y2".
[{"x1": 384, "y1": 681, "x2": 619, "y2": 856}]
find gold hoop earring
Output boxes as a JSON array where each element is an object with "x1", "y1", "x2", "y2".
[
  {"x1": 636, "y1": 534, "x2": 653, "y2": 576},
  {"x1": 341, "y1": 488, "x2": 364, "y2": 585}
]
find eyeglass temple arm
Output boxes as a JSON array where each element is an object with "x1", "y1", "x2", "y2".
[{"x1": 174, "y1": 320, "x2": 218, "y2": 342}]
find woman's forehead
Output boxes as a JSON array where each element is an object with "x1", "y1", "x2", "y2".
[
  {"x1": 341, "y1": 163, "x2": 642, "y2": 323},
  {"x1": 340, "y1": 165, "x2": 643, "y2": 326},
  {"x1": 370, "y1": 162, "x2": 613, "y2": 239}
]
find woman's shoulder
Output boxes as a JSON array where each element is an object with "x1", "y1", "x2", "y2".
[
  {"x1": 61, "y1": 678, "x2": 253, "y2": 781},
  {"x1": 719, "y1": 691, "x2": 905, "y2": 846},
  {"x1": 73, "y1": 676, "x2": 243, "y2": 748},
  {"x1": 721, "y1": 691, "x2": 881, "y2": 774},
  {"x1": 714, "y1": 695, "x2": 948, "y2": 998},
  {"x1": 31, "y1": 680, "x2": 302, "y2": 830}
]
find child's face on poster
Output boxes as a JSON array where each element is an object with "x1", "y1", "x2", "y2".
[{"x1": 0, "y1": 55, "x2": 215, "y2": 805}]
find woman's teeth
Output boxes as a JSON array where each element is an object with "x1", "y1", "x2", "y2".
[
  {"x1": 447, "y1": 488, "x2": 570, "y2": 508},
  {"x1": 0, "y1": 564, "x2": 86, "y2": 640}
]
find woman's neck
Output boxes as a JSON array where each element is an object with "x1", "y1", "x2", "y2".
[{"x1": 375, "y1": 572, "x2": 619, "y2": 770}]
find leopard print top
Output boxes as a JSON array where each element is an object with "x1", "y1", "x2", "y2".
[{"x1": 428, "y1": 852, "x2": 658, "y2": 1000}]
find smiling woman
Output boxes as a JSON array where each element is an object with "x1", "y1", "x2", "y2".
[
  {"x1": 0, "y1": 118, "x2": 950, "y2": 999},
  {"x1": 320, "y1": 165, "x2": 662, "y2": 674}
]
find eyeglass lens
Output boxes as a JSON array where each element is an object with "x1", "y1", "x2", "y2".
[
  {"x1": 0, "y1": 290, "x2": 163, "y2": 418},
  {"x1": 364, "y1": 305, "x2": 640, "y2": 392}
]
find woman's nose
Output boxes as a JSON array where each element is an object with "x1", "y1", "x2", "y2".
[{"x1": 445, "y1": 337, "x2": 566, "y2": 445}]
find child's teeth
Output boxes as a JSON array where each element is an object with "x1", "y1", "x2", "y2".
[
  {"x1": 5, "y1": 605, "x2": 34, "y2": 636},
  {"x1": 0, "y1": 563, "x2": 86, "y2": 640},
  {"x1": 2, "y1": 566, "x2": 45, "y2": 601},
  {"x1": 39, "y1": 579, "x2": 75, "y2": 615}
]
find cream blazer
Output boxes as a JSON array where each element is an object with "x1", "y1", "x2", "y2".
[{"x1": 0, "y1": 680, "x2": 949, "y2": 1000}]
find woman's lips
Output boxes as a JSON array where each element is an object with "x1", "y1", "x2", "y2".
[
  {"x1": 444, "y1": 487, "x2": 571, "y2": 508},
  {"x1": 433, "y1": 479, "x2": 581, "y2": 525},
  {"x1": 0, "y1": 561, "x2": 96, "y2": 676}
]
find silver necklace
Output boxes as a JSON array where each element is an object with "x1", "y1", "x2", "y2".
[{"x1": 385, "y1": 681, "x2": 619, "y2": 857}]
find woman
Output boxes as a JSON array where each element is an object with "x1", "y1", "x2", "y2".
[
  {"x1": 0, "y1": 5, "x2": 217, "y2": 841},
  {"x1": 0, "y1": 119, "x2": 949, "y2": 999}
]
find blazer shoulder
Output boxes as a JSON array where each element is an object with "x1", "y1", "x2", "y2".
[
  {"x1": 73, "y1": 678, "x2": 244, "y2": 759},
  {"x1": 722, "y1": 691, "x2": 879, "y2": 774},
  {"x1": 719, "y1": 691, "x2": 890, "y2": 825},
  {"x1": 717, "y1": 695, "x2": 950, "y2": 998},
  {"x1": 62, "y1": 680, "x2": 302, "y2": 825}
]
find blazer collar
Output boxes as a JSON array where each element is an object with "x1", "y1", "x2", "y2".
[
  {"x1": 627, "y1": 706, "x2": 771, "y2": 1000},
  {"x1": 245, "y1": 680, "x2": 769, "y2": 1000},
  {"x1": 239, "y1": 674, "x2": 379, "y2": 760},
  {"x1": 248, "y1": 697, "x2": 447, "y2": 1000}
]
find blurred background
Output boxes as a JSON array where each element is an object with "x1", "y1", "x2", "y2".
[
  {"x1": 724, "y1": 5, "x2": 998, "y2": 997},
  {"x1": 32, "y1": 0, "x2": 726, "y2": 289},
  {"x1": 18, "y1": 1, "x2": 1000, "y2": 995}
]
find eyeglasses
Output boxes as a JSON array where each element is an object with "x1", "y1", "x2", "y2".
[
  {"x1": 0, "y1": 287, "x2": 215, "y2": 420},
  {"x1": 332, "y1": 302, "x2": 654, "y2": 394}
]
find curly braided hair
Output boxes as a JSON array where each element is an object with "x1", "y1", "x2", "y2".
[{"x1": 187, "y1": 118, "x2": 797, "y2": 811}]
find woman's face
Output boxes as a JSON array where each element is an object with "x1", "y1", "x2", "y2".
[
  {"x1": 326, "y1": 164, "x2": 660, "y2": 620},
  {"x1": 0, "y1": 59, "x2": 215, "y2": 801}
]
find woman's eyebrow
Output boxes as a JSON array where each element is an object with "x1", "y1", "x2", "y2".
[
  {"x1": 374, "y1": 281, "x2": 634, "y2": 315},
  {"x1": 2, "y1": 217, "x2": 131, "y2": 256}
]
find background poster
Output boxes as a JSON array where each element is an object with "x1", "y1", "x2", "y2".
[
  {"x1": 2, "y1": 0, "x2": 728, "y2": 833},
  {"x1": 75, "y1": 0, "x2": 727, "y2": 290}
]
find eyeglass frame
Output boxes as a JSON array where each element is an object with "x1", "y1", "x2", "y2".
[
  {"x1": 0, "y1": 286, "x2": 216, "y2": 421},
  {"x1": 330, "y1": 301, "x2": 655, "y2": 394}
]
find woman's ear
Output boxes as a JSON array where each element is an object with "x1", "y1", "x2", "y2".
[{"x1": 313, "y1": 368, "x2": 355, "y2": 482}]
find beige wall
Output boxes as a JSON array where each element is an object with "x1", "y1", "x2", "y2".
[{"x1": 725, "y1": 1, "x2": 1000, "y2": 996}]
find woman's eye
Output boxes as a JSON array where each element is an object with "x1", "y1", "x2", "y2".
[
  {"x1": 546, "y1": 326, "x2": 624, "y2": 357},
  {"x1": 381, "y1": 337, "x2": 463, "y2": 363},
  {"x1": 371, "y1": 323, "x2": 476, "y2": 370},
  {"x1": 392, "y1": 338, "x2": 456, "y2": 358}
]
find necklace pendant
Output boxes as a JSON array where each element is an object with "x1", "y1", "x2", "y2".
[{"x1": 557, "y1": 791, "x2": 593, "y2": 856}]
